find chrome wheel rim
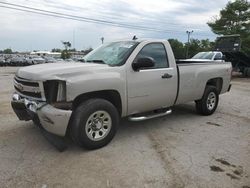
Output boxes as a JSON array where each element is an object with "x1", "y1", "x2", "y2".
[
  {"x1": 85, "y1": 110, "x2": 112, "y2": 141},
  {"x1": 207, "y1": 92, "x2": 216, "y2": 110}
]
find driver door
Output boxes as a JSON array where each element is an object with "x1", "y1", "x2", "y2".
[{"x1": 127, "y1": 42, "x2": 178, "y2": 115}]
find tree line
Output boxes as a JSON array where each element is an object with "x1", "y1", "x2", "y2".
[{"x1": 168, "y1": 39, "x2": 215, "y2": 59}]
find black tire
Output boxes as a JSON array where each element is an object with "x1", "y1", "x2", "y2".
[
  {"x1": 70, "y1": 98, "x2": 119, "y2": 150},
  {"x1": 195, "y1": 86, "x2": 219, "y2": 115}
]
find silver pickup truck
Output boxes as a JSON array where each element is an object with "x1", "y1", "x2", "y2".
[{"x1": 11, "y1": 40, "x2": 232, "y2": 150}]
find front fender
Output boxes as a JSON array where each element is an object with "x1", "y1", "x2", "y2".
[{"x1": 66, "y1": 68, "x2": 127, "y2": 116}]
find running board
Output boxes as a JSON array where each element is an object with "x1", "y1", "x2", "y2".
[{"x1": 128, "y1": 109, "x2": 172, "y2": 122}]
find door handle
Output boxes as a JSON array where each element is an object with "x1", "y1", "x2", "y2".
[{"x1": 161, "y1": 73, "x2": 172, "y2": 79}]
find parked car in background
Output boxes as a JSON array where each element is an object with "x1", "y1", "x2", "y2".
[
  {"x1": 0, "y1": 54, "x2": 65, "y2": 66},
  {"x1": 183, "y1": 51, "x2": 225, "y2": 62},
  {"x1": 72, "y1": 56, "x2": 85, "y2": 62},
  {"x1": 24, "y1": 56, "x2": 47, "y2": 65},
  {"x1": 193, "y1": 51, "x2": 224, "y2": 61},
  {"x1": 10, "y1": 56, "x2": 26, "y2": 66},
  {"x1": 44, "y1": 57, "x2": 56, "y2": 63},
  {"x1": 32, "y1": 56, "x2": 45, "y2": 64},
  {"x1": 0, "y1": 56, "x2": 5, "y2": 66},
  {"x1": 25, "y1": 56, "x2": 35, "y2": 65},
  {"x1": 54, "y1": 58, "x2": 64, "y2": 62},
  {"x1": 4, "y1": 57, "x2": 11, "y2": 66}
]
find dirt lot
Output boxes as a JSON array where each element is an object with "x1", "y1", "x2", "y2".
[{"x1": 0, "y1": 67, "x2": 249, "y2": 188}]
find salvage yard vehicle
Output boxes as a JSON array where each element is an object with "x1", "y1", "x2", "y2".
[
  {"x1": 0, "y1": 56, "x2": 5, "y2": 66},
  {"x1": 214, "y1": 35, "x2": 250, "y2": 77},
  {"x1": 188, "y1": 51, "x2": 225, "y2": 62},
  {"x1": 44, "y1": 56, "x2": 56, "y2": 63},
  {"x1": 10, "y1": 56, "x2": 26, "y2": 66},
  {"x1": 11, "y1": 39, "x2": 232, "y2": 150},
  {"x1": 31, "y1": 56, "x2": 46, "y2": 64}
]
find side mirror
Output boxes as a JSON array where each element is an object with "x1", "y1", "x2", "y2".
[{"x1": 132, "y1": 57, "x2": 155, "y2": 71}]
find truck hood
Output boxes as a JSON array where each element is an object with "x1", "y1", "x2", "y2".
[{"x1": 16, "y1": 62, "x2": 111, "y2": 81}]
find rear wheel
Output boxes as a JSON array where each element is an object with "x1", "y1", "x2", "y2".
[
  {"x1": 195, "y1": 86, "x2": 219, "y2": 115},
  {"x1": 70, "y1": 98, "x2": 119, "y2": 150}
]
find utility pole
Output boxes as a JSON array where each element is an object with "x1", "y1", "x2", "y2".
[
  {"x1": 186, "y1": 30, "x2": 193, "y2": 58},
  {"x1": 101, "y1": 37, "x2": 104, "y2": 44}
]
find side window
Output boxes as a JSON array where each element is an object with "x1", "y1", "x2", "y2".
[
  {"x1": 135, "y1": 43, "x2": 169, "y2": 68},
  {"x1": 214, "y1": 53, "x2": 222, "y2": 60}
]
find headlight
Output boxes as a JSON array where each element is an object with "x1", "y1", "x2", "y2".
[
  {"x1": 44, "y1": 80, "x2": 66, "y2": 103},
  {"x1": 57, "y1": 81, "x2": 66, "y2": 101}
]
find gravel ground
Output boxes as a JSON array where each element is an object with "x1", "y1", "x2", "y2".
[{"x1": 0, "y1": 67, "x2": 249, "y2": 188}]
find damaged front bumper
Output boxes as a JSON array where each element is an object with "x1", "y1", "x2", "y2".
[{"x1": 11, "y1": 93, "x2": 72, "y2": 137}]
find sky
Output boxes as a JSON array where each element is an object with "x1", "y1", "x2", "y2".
[{"x1": 0, "y1": 0, "x2": 230, "y2": 51}]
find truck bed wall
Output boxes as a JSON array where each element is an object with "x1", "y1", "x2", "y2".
[{"x1": 175, "y1": 62, "x2": 232, "y2": 105}]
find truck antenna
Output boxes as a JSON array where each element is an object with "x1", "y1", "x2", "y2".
[{"x1": 132, "y1": 35, "x2": 138, "y2": 40}]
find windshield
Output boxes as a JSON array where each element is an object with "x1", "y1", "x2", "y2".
[
  {"x1": 84, "y1": 41, "x2": 139, "y2": 66},
  {"x1": 192, "y1": 52, "x2": 215, "y2": 60}
]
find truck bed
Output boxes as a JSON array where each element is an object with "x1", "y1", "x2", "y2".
[{"x1": 175, "y1": 61, "x2": 232, "y2": 105}]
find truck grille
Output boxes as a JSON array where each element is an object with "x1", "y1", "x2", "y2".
[{"x1": 14, "y1": 76, "x2": 42, "y2": 99}]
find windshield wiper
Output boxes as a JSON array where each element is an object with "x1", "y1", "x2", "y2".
[{"x1": 86, "y1": 59, "x2": 106, "y2": 64}]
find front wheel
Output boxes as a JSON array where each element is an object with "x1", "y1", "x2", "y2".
[
  {"x1": 195, "y1": 86, "x2": 219, "y2": 115},
  {"x1": 70, "y1": 99, "x2": 119, "y2": 150}
]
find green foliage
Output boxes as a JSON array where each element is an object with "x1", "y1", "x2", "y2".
[
  {"x1": 187, "y1": 39, "x2": 214, "y2": 58},
  {"x1": 68, "y1": 48, "x2": 76, "y2": 52},
  {"x1": 187, "y1": 39, "x2": 200, "y2": 58},
  {"x1": 200, "y1": 39, "x2": 215, "y2": 51},
  {"x1": 3, "y1": 48, "x2": 12, "y2": 54},
  {"x1": 207, "y1": 0, "x2": 250, "y2": 54},
  {"x1": 168, "y1": 38, "x2": 214, "y2": 59},
  {"x1": 62, "y1": 41, "x2": 71, "y2": 50},
  {"x1": 61, "y1": 50, "x2": 71, "y2": 59},
  {"x1": 61, "y1": 41, "x2": 72, "y2": 59},
  {"x1": 51, "y1": 48, "x2": 61, "y2": 52},
  {"x1": 168, "y1": 39, "x2": 185, "y2": 59}
]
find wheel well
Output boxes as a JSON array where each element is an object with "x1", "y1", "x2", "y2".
[
  {"x1": 72, "y1": 90, "x2": 122, "y2": 115},
  {"x1": 206, "y1": 78, "x2": 223, "y2": 94}
]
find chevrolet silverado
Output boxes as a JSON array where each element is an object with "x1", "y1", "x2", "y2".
[{"x1": 11, "y1": 39, "x2": 232, "y2": 150}]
